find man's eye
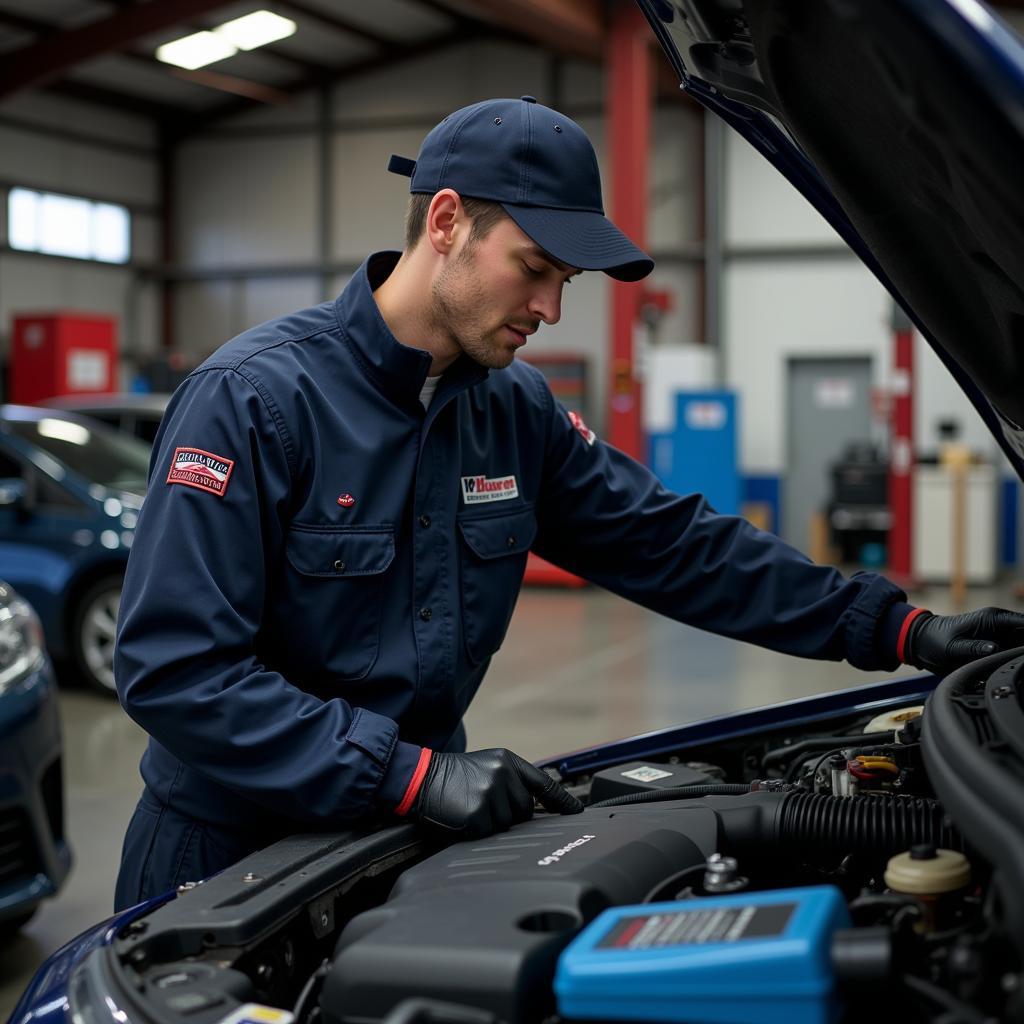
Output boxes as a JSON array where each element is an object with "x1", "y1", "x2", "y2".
[{"x1": 523, "y1": 262, "x2": 543, "y2": 276}]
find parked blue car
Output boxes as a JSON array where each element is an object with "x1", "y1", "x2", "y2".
[
  {"x1": 0, "y1": 406, "x2": 149, "y2": 695},
  {"x1": 0, "y1": 579, "x2": 70, "y2": 936}
]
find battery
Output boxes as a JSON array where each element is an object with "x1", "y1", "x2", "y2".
[{"x1": 554, "y1": 886, "x2": 850, "y2": 1024}]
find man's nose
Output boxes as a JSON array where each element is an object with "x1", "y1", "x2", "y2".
[{"x1": 528, "y1": 283, "x2": 562, "y2": 326}]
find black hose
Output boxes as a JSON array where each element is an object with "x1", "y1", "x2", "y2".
[
  {"x1": 779, "y1": 792, "x2": 962, "y2": 860},
  {"x1": 762, "y1": 731, "x2": 896, "y2": 769},
  {"x1": 589, "y1": 784, "x2": 750, "y2": 808}
]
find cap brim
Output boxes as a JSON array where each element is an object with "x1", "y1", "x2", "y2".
[{"x1": 501, "y1": 203, "x2": 654, "y2": 282}]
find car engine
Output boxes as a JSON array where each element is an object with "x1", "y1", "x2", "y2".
[{"x1": 86, "y1": 649, "x2": 1024, "y2": 1024}]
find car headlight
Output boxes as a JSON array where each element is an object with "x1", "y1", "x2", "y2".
[{"x1": 0, "y1": 584, "x2": 46, "y2": 694}]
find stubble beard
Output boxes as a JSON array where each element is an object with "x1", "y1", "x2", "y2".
[{"x1": 430, "y1": 246, "x2": 516, "y2": 370}]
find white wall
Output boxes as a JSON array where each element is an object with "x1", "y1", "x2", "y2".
[
  {"x1": 175, "y1": 138, "x2": 319, "y2": 269},
  {"x1": 721, "y1": 130, "x2": 1001, "y2": 474},
  {"x1": 0, "y1": 91, "x2": 163, "y2": 377},
  {"x1": 170, "y1": 40, "x2": 705, "y2": 432}
]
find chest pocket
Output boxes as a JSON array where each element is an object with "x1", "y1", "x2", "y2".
[
  {"x1": 457, "y1": 507, "x2": 536, "y2": 665},
  {"x1": 283, "y1": 525, "x2": 394, "y2": 680}
]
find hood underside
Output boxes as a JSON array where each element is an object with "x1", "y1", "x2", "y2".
[{"x1": 643, "y1": 0, "x2": 1024, "y2": 474}]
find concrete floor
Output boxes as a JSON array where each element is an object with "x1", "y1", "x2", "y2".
[{"x1": 1, "y1": 579, "x2": 1017, "y2": 1016}]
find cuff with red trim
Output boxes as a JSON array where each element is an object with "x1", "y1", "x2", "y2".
[
  {"x1": 878, "y1": 603, "x2": 930, "y2": 664},
  {"x1": 375, "y1": 740, "x2": 427, "y2": 812},
  {"x1": 394, "y1": 747, "x2": 433, "y2": 816}
]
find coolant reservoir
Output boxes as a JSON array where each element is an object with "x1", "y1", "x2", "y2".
[
  {"x1": 884, "y1": 845, "x2": 970, "y2": 895},
  {"x1": 864, "y1": 706, "x2": 924, "y2": 734},
  {"x1": 885, "y1": 845, "x2": 971, "y2": 932}
]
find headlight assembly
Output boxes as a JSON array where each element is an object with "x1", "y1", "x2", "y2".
[{"x1": 0, "y1": 583, "x2": 46, "y2": 693}]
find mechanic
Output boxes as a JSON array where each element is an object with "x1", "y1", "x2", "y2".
[{"x1": 113, "y1": 97, "x2": 1024, "y2": 910}]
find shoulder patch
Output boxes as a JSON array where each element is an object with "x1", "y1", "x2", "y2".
[
  {"x1": 167, "y1": 447, "x2": 235, "y2": 498},
  {"x1": 568, "y1": 410, "x2": 596, "y2": 446}
]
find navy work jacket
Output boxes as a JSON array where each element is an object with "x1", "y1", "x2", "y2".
[{"x1": 116, "y1": 251, "x2": 911, "y2": 830}]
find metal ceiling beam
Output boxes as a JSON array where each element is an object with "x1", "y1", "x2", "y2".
[
  {"x1": 113, "y1": 50, "x2": 298, "y2": 104},
  {"x1": 44, "y1": 78, "x2": 186, "y2": 120},
  {"x1": 9, "y1": 0, "x2": 348, "y2": 104},
  {"x1": 165, "y1": 66, "x2": 295, "y2": 105},
  {"x1": 0, "y1": 9, "x2": 58, "y2": 35},
  {"x1": 0, "y1": 0, "x2": 238, "y2": 99},
  {"x1": 422, "y1": 0, "x2": 605, "y2": 60},
  {"x1": 411, "y1": 0, "x2": 688, "y2": 105},
  {"x1": 274, "y1": 0, "x2": 400, "y2": 50},
  {"x1": 82, "y1": 0, "x2": 342, "y2": 79},
  {"x1": 176, "y1": 29, "x2": 486, "y2": 136}
]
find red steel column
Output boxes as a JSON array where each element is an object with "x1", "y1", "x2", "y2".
[
  {"x1": 606, "y1": 1, "x2": 651, "y2": 459},
  {"x1": 888, "y1": 305, "x2": 915, "y2": 583}
]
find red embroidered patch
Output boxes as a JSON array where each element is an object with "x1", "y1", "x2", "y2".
[
  {"x1": 568, "y1": 410, "x2": 596, "y2": 446},
  {"x1": 337, "y1": 493, "x2": 356, "y2": 508},
  {"x1": 166, "y1": 447, "x2": 235, "y2": 498}
]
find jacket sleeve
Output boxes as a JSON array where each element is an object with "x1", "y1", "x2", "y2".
[
  {"x1": 115, "y1": 367, "x2": 420, "y2": 823},
  {"x1": 531, "y1": 388, "x2": 910, "y2": 671}
]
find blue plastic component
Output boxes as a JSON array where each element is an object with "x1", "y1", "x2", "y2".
[{"x1": 555, "y1": 886, "x2": 850, "y2": 1024}]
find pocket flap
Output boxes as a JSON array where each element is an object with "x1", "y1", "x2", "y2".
[
  {"x1": 287, "y1": 526, "x2": 394, "y2": 577},
  {"x1": 458, "y1": 508, "x2": 537, "y2": 561}
]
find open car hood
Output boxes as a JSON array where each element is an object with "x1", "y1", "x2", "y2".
[{"x1": 641, "y1": 0, "x2": 1024, "y2": 478}]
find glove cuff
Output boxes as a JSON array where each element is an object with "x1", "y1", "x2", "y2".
[
  {"x1": 395, "y1": 747, "x2": 433, "y2": 816},
  {"x1": 897, "y1": 607, "x2": 931, "y2": 663}
]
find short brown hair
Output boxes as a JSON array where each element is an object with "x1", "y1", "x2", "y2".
[{"x1": 404, "y1": 193, "x2": 507, "y2": 251}]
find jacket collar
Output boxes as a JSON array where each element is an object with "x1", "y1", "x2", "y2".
[{"x1": 334, "y1": 251, "x2": 488, "y2": 411}]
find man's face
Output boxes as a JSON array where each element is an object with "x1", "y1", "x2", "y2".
[{"x1": 429, "y1": 216, "x2": 580, "y2": 370}]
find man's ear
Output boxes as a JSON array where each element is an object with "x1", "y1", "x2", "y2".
[{"x1": 425, "y1": 189, "x2": 465, "y2": 256}]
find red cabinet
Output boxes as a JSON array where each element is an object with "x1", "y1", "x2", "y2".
[{"x1": 10, "y1": 312, "x2": 118, "y2": 405}]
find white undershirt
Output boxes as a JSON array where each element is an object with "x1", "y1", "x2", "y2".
[{"x1": 419, "y1": 375, "x2": 441, "y2": 410}]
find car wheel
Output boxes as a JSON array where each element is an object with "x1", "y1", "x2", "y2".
[{"x1": 71, "y1": 575, "x2": 122, "y2": 696}]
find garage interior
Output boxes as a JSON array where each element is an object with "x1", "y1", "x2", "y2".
[{"x1": 2, "y1": 0, "x2": 1024, "y2": 1015}]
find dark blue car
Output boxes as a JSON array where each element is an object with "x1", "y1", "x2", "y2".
[
  {"x1": 0, "y1": 579, "x2": 70, "y2": 936},
  {"x1": 0, "y1": 406, "x2": 149, "y2": 695}
]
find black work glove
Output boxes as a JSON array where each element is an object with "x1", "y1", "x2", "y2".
[
  {"x1": 902, "y1": 607, "x2": 1024, "y2": 674},
  {"x1": 410, "y1": 748, "x2": 583, "y2": 838}
]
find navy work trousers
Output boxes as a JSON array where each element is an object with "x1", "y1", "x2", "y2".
[{"x1": 114, "y1": 788, "x2": 285, "y2": 911}]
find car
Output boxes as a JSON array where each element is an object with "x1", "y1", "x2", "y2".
[
  {"x1": 42, "y1": 393, "x2": 171, "y2": 447},
  {"x1": 0, "y1": 579, "x2": 71, "y2": 938},
  {"x1": 0, "y1": 405, "x2": 150, "y2": 695},
  {"x1": 9, "y1": 0, "x2": 1024, "y2": 1021}
]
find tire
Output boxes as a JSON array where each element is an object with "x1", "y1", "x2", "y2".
[{"x1": 70, "y1": 575, "x2": 123, "y2": 696}]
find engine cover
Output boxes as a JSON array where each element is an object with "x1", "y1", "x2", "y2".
[{"x1": 320, "y1": 805, "x2": 721, "y2": 1024}]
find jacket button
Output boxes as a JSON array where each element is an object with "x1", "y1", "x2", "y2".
[
  {"x1": 507, "y1": 536, "x2": 516, "y2": 548},
  {"x1": 334, "y1": 560, "x2": 346, "y2": 572},
  {"x1": 419, "y1": 607, "x2": 432, "y2": 621},
  {"x1": 419, "y1": 514, "x2": 431, "y2": 528}
]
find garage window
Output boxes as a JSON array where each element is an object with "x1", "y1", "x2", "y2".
[{"x1": 7, "y1": 187, "x2": 130, "y2": 264}]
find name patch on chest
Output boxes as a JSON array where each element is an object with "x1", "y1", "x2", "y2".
[
  {"x1": 166, "y1": 447, "x2": 235, "y2": 497},
  {"x1": 460, "y1": 474, "x2": 519, "y2": 505}
]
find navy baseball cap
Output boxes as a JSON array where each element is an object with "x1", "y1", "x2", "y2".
[{"x1": 388, "y1": 96, "x2": 654, "y2": 282}]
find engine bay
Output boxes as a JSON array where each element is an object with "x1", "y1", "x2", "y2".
[{"x1": 81, "y1": 650, "x2": 1024, "y2": 1024}]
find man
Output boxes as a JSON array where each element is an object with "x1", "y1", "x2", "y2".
[{"x1": 114, "y1": 96, "x2": 1024, "y2": 909}]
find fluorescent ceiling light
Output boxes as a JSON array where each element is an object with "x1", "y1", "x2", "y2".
[
  {"x1": 215, "y1": 10, "x2": 297, "y2": 50},
  {"x1": 156, "y1": 30, "x2": 237, "y2": 70}
]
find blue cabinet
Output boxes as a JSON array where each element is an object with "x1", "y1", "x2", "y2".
[{"x1": 648, "y1": 391, "x2": 740, "y2": 515}]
